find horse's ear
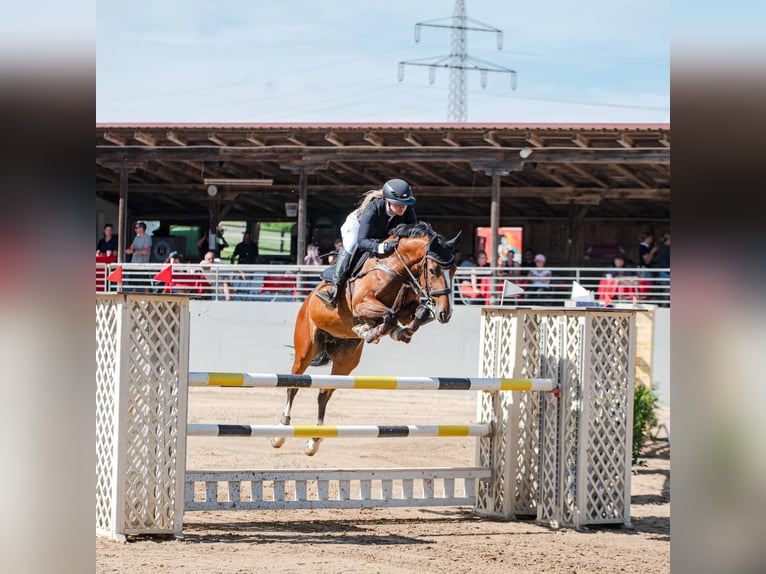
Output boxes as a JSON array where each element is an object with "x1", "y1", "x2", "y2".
[{"x1": 446, "y1": 230, "x2": 462, "y2": 250}]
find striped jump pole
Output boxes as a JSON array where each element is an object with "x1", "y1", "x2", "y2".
[
  {"x1": 188, "y1": 423, "x2": 492, "y2": 438},
  {"x1": 189, "y1": 372, "x2": 556, "y2": 392}
]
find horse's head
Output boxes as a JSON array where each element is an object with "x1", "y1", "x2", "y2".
[
  {"x1": 390, "y1": 222, "x2": 462, "y2": 324},
  {"x1": 424, "y1": 230, "x2": 461, "y2": 323}
]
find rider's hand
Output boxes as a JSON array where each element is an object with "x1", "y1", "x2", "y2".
[{"x1": 378, "y1": 239, "x2": 399, "y2": 255}]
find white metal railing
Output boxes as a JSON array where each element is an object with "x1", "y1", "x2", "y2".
[{"x1": 95, "y1": 263, "x2": 671, "y2": 306}]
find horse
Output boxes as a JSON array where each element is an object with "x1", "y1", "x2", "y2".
[{"x1": 272, "y1": 221, "x2": 461, "y2": 455}]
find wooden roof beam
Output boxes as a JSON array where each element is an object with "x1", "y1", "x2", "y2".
[
  {"x1": 103, "y1": 131, "x2": 127, "y2": 146},
  {"x1": 525, "y1": 131, "x2": 545, "y2": 148},
  {"x1": 535, "y1": 165, "x2": 574, "y2": 187},
  {"x1": 324, "y1": 132, "x2": 345, "y2": 147},
  {"x1": 286, "y1": 133, "x2": 306, "y2": 146},
  {"x1": 133, "y1": 131, "x2": 157, "y2": 146},
  {"x1": 611, "y1": 164, "x2": 653, "y2": 189},
  {"x1": 572, "y1": 133, "x2": 590, "y2": 148},
  {"x1": 483, "y1": 131, "x2": 502, "y2": 147},
  {"x1": 442, "y1": 132, "x2": 460, "y2": 147},
  {"x1": 208, "y1": 133, "x2": 226, "y2": 146},
  {"x1": 405, "y1": 161, "x2": 453, "y2": 187},
  {"x1": 403, "y1": 132, "x2": 422, "y2": 147},
  {"x1": 565, "y1": 163, "x2": 610, "y2": 189},
  {"x1": 245, "y1": 133, "x2": 266, "y2": 146},
  {"x1": 166, "y1": 131, "x2": 187, "y2": 146},
  {"x1": 363, "y1": 131, "x2": 384, "y2": 146},
  {"x1": 617, "y1": 133, "x2": 634, "y2": 148}
]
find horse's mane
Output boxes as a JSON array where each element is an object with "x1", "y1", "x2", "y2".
[
  {"x1": 390, "y1": 221, "x2": 436, "y2": 238},
  {"x1": 390, "y1": 221, "x2": 456, "y2": 266}
]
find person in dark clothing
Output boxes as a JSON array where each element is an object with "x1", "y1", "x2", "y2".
[
  {"x1": 316, "y1": 178, "x2": 417, "y2": 308},
  {"x1": 230, "y1": 231, "x2": 259, "y2": 264},
  {"x1": 96, "y1": 223, "x2": 118, "y2": 256}
]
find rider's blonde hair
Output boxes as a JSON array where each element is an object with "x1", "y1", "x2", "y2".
[{"x1": 354, "y1": 189, "x2": 384, "y2": 220}]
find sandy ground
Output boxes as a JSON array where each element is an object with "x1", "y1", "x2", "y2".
[{"x1": 97, "y1": 387, "x2": 670, "y2": 573}]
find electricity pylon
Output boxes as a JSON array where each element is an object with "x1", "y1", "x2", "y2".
[{"x1": 398, "y1": 0, "x2": 517, "y2": 122}]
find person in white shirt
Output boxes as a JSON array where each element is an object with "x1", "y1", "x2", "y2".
[{"x1": 527, "y1": 253, "x2": 552, "y2": 301}]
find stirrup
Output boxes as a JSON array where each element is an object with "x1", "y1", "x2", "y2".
[{"x1": 316, "y1": 286, "x2": 337, "y2": 307}]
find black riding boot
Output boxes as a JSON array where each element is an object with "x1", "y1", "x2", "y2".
[{"x1": 317, "y1": 247, "x2": 353, "y2": 308}]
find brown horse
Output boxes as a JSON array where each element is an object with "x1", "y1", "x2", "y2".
[{"x1": 273, "y1": 222, "x2": 461, "y2": 455}]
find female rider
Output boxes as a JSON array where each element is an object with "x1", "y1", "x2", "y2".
[{"x1": 316, "y1": 178, "x2": 417, "y2": 308}]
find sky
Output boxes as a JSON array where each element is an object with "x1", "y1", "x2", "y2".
[{"x1": 96, "y1": 0, "x2": 671, "y2": 124}]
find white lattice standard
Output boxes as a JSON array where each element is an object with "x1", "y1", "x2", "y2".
[
  {"x1": 478, "y1": 308, "x2": 636, "y2": 529},
  {"x1": 96, "y1": 295, "x2": 190, "y2": 540}
]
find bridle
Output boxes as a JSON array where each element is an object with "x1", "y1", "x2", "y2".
[{"x1": 382, "y1": 239, "x2": 453, "y2": 305}]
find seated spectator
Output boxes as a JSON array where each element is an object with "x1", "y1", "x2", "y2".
[
  {"x1": 527, "y1": 253, "x2": 552, "y2": 301},
  {"x1": 199, "y1": 251, "x2": 234, "y2": 301},
  {"x1": 459, "y1": 250, "x2": 491, "y2": 304}
]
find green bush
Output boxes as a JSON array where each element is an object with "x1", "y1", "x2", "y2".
[{"x1": 633, "y1": 383, "x2": 659, "y2": 465}]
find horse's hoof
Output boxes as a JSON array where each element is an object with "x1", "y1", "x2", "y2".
[
  {"x1": 305, "y1": 440, "x2": 320, "y2": 456},
  {"x1": 271, "y1": 436, "x2": 286, "y2": 449}
]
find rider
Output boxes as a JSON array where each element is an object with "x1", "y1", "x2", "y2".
[{"x1": 316, "y1": 178, "x2": 417, "y2": 309}]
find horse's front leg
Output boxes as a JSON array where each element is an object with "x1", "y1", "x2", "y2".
[
  {"x1": 271, "y1": 388, "x2": 299, "y2": 448},
  {"x1": 305, "y1": 389, "x2": 335, "y2": 456},
  {"x1": 353, "y1": 297, "x2": 398, "y2": 344},
  {"x1": 391, "y1": 303, "x2": 433, "y2": 343}
]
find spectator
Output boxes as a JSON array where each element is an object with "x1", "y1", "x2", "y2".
[
  {"x1": 230, "y1": 231, "x2": 259, "y2": 265},
  {"x1": 638, "y1": 231, "x2": 658, "y2": 274},
  {"x1": 527, "y1": 253, "x2": 552, "y2": 301},
  {"x1": 199, "y1": 251, "x2": 232, "y2": 301},
  {"x1": 96, "y1": 223, "x2": 117, "y2": 257},
  {"x1": 125, "y1": 221, "x2": 152, "y2": 263},
  {"x1": 522, "y1": 248, "x2": 536, "y2": 268},
  {"x1": 197, "y1": 225, "x2": 229, "y2": 259},
  {"x1": 460, "y1": 250, "x2": 490, "y2": 305},
  {"x1": 326, "y1": 238, "x2": 344, "y2": 266},
  {"x1": 304, "y1": 243, "x2": 323, "y2": 265},
  {"x1": 655, "y1": 233, "x2": 670, "y2": 278},
  {"x1": 460, "y1": 253, "x2": 476, "y2": 268}
]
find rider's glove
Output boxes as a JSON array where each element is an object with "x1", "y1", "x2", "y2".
[{"x1": 378, "y1": 239, "x2": 399, "y2": 255}]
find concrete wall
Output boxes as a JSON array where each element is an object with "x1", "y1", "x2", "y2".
[
  {"x1": 189, "y1": 302, "x2": 483, "y2": 377},
  {"x1": 188, "y1": 302, "x2": 670, "y2": 403}
]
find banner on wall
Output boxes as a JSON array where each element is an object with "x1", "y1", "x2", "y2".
[{"x1": 476, "y1": 227, "x2": 523, "y2": 265}]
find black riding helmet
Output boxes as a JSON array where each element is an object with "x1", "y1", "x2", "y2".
[{"x1": 382, "y1": 178, "x2": 416, "y2": 206}]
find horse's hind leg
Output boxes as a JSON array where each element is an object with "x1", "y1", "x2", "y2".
[
  {"x1": 270, "y1": 388, "x2": 299, "y2": 449},
  {"x1": 305, "y1": 338, "x2": 364, "y2": 456},
  {"x1": 273, "y1": 298, "x2": 322, "y2": 449}
]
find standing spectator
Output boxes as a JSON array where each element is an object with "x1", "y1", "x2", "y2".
[
  {"x1": 197, "y1": 225, "x2": 229, "y2": 259},
  {"x1": 303, "y1": 242, "x2": 323, "y2": 291},
  {"x1": 304, "y1": 243, "x2": 323, "y2": 265},
  {"x1": 230, "y1": 231, "x2": 259, "y2": 264},
  {"x1": 655, "y1": 233, "x2": 670, "y2": 278},
  {"x1": 638, "y1": 231, "x2": 658, "y2": 272},
  {"x1": 527, "y1": 253, "x2": 552, "y2": 302},
  {"x1": 125, "y1": 221, "x2": 152, "y2": 263},
  {"x1": 96, "y1": 223, "x2": 117, "y2": 256}
]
